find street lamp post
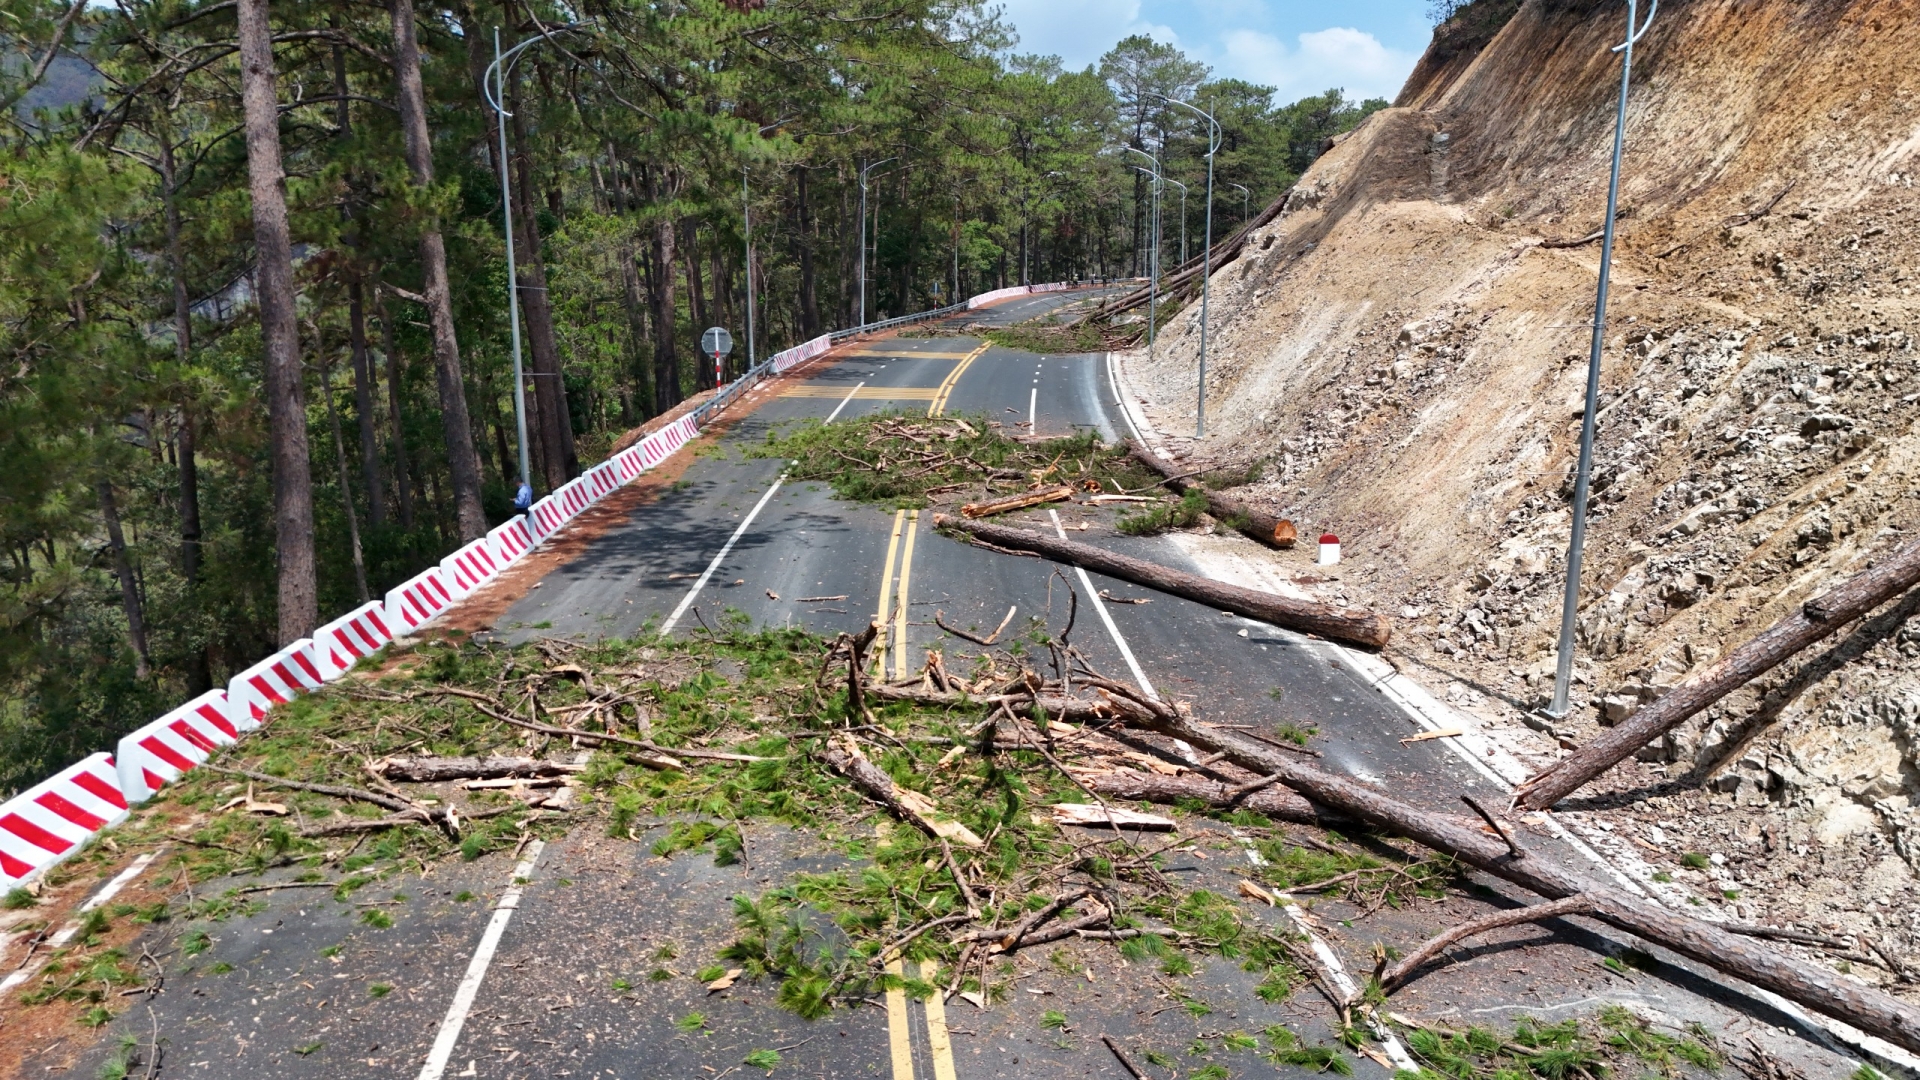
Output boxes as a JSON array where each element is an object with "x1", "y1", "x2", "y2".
[
  {"x1": 1545, "y1": 0, "x2": 1659, "y2": 720},
  {"x1": 858, "y1": 157, "x2": 896, "y2": 327},
  {"x1": 1228, "y1": 183, "x2": 1250, "y2": 227},
  {"x1": 483, "y1": 21, "x2": 590, "y2": 492},
  {"x1": 1150, "y1": 92, "x2": 1220, "y2": 439}
]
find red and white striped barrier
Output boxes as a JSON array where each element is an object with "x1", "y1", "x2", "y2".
[
  {"x1": 488, "y1": 516, "x2": 535, "y2": 566},
  {"x1": 583, "y1": 461, "x2": 620, "y2": 502},
  {"x1": 967, "y1": 285, "x2": 1030, "y2": 309},
  {"x1": 769, "y1": 333, "x2": 832, "y2": 374},
  {"x1": 115, "y1": 691, "x2": 239, "y2": 804},
  {"x1": 0, "y1": 753, "x2": 129, "y2": 886},
  {"x1": 528, "y1": 492, "x2": 569, "y2": 539},
  {"x1": 640, "y1": 415, "x2": 699, "y2": 469},
  {"x1": 226, "y1": 640, "x2": 326, "y2": 728},
  {"x1": 609, "y1": 445, "x2": 647, "y2": 483},
  {"x1": 386, "y1": 567, "x2": 454, "y2": 632},
  {"x1": 313, "y1": 601, "x2": 394, "y2": 678},
  {"x1": 441, "y1": 537, "x2": 503, "y2": 600}
]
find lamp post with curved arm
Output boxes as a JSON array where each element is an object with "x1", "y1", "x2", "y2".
[
  {"x1": 1228, "y1": 183, "x2": 1250, "y2": 227},
  {"x1": 858, "y1": 157, "x2": 897, "y2": 326},
  {"x1": 1545, "y1": 0, "x2": 1659, "y2": 720},
  {"x1": 1148, "y1": 92, "x2": 1220, "y2": 438},
  {"x1": 484, "y1": 21, "x2": 591, "y2": 491}
]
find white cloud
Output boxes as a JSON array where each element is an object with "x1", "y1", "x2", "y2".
[
  {"x1": 993, "y1": 0, "x2": 1180, "y2": 70},
  {"x1": 1217, "y1": 26, "x2": 1418, "y2": 102}
]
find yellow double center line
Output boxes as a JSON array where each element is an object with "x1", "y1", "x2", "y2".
[
  {"x1": 872, "y1": 342, "x2": 988, "y2": 678},
  {"x1": 927, "y1": 343, "x2": 987, "y2": 418},
  {"x1": 885, "y1": 953, "x2": 958, "y2": 1080}
]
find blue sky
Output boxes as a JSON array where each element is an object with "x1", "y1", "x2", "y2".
[{"x1": 995, "y1": 0, "x2": 1436, "y2": 104}]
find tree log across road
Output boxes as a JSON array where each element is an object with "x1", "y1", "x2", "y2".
[
  {"x1": 1122, "y1": 704, "x2": 1920, "y2": 1054},
  {"x1": 933, "y1": 514, "x2": 1391, "y2": 648},
  {"x1": 1515, "y1": 535, "x2": 1920, "y2": 810}
]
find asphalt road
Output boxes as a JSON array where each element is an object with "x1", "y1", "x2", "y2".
[{"x1": 50, "y1": 287, "x2": 1879, "y2": 1080}]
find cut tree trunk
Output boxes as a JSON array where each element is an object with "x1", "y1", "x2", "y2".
[
  {"x1": 934, "y1": 514, "x2": 1391, "y2": 648},
  {"x1": 1121, "y1": 705, "x2": 1920, "y2": 1053},
  {"x1": 1515, "y1": 536, "x2": 1920, "y2": 811},
  {"x1": 371, "y1": 755, "x2": 586, "y2": 782},
  {"x1": 237, "y1": 0, "x2": 318, "y2": 643},
  {"x1": 390, "y1": 0, "x2": 485, "y2": 542},
  {"x1": 961, "y1": 486, "x2": 1073, "y2": 518},
  {"x1": 1126, "y1": 441, "x2": 1293, "y2": 550}
]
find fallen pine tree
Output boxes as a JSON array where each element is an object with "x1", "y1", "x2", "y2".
[
  {"x1": 934, "y1": 513, "x2": 1392, "y2": 648},
  {"x1": 1100, "y1": 688, "x2": 1920, "y2": 1052},
  {"x1": 1515, "y1": 533, "x2": 1920, "y2": 810},
  {"x1": 1124, "y1": 441, "x2": 1298, "y2": 550}
]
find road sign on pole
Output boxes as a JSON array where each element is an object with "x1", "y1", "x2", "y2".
[{"x1": 702, "y1": 326, "x2": 734, "y2": 387}]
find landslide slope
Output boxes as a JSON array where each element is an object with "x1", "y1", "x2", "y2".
[{"x1": 1119, "y1": 0, "x2": 1920, "y2": 935}]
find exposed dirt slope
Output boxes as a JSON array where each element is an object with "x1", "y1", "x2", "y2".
[{"x1": 1119, "y1": 0, "x2": 1920, "y2": 979}]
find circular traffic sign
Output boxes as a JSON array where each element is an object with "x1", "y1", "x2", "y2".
[{"x1": 701, "y1": 326, "x2": 733, "y2": 358}]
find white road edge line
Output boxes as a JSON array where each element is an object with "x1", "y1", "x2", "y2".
[
  {"x1": 660, "y1": 474, "x2": 788, "y2": 635},
  {"x1": 1047, "y1": 509, "x2": 1158, "y2": 702},
  {"x1": 417, "y1": 840, "x2": 546, "y2": 1080},
  {"x1": 1231, "y1": 833, "x2": 1418, "y2": 1069},
  {"x1": 1029, "y1": 386, "x2": 1037, "y2": 430},
  {"x1": 2, "y1": 850, "x2": 162, "y2": 994},
  {"x1": 824, "y1": 381, "x2": 866, "y2": 425}
]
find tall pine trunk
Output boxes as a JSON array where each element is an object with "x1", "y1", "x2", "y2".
[
  {"x1": 508, "y1": 81, "x2": 576, "y2": 485},
  {"x1": 681, "y1": 221, "x2": 708, "y2": 382},
  {"x1": 796, "y1": 166, "x2": 818, "y2": 336},
  {"x1": 390, "y1": 0, "x2": 486, "y2": 542},
  {"x1": 377, "y1": 293, "x2": 416, "y2": 530},
  {"x1": 333, "y1": 40, "x2": 387, "y2": 530},
  {"x1": 237, "y1": 0, "x2": 317, "y2": 644},
  {"x1": 98, "y1": 479, "x2": 151, "y2": 678},
  {"x1": 318, "y1": 347, "x2": 370, "y2": 603},
  {"x1": 646, "y1": 170, "x2": 681, "y2": 414}
]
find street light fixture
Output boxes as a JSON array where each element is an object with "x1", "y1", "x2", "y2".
[
  {"x1": 483, "y1": 21, "x2": 592, "y2": 492},
  {"x1": 1148, "y1": 92, "x2": 1220, "y2": 439},
  {"x1": 1228, "y1": 183, "x2": 1250, "y2": 227},
  {"x1": 1545, "y1": 0, "x2": 1659, "y2": 721},
  {"x1": 858, "y1": 157, "x2": 897, "y2": 327}
]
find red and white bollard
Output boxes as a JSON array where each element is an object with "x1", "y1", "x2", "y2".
[{"x1": 1317, "y1": 533, "x2": 1341, "y2": 566}]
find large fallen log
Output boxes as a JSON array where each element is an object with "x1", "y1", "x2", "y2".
[
  {"x1": 934, "y1": 514, "x2": 1391, "y2": 649},
  {"x1": 1515, "y1": 536, "x2": 1920, "y2": 811},
  {"x1": 1125, "y1": 442, "x2": 1296, "y2": 550},
  {"x1": 1118, "y1": 705, "x2": 1920, "y2": 1053},
  {"x1": 370, "y1": 755, "x2": 586, "y2": 782},
  {"x1": 962, "y1": 485, "x2": 1073, "y2": 518},
  {"x1": 1079, "y1": 767, "x2": 1351, "y2": 829}
]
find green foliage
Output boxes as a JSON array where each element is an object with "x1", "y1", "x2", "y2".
[
  {"x1": 752, "y1": 413, "x2": 1151, "y2": 510},
  {"x1": 1117, "y1": 489, "x2": 1210, "y2": 536},
  {"x1": 4, "y1": 887, "x2": 36, "y2": 909},
  {"x1": 1679, "y1": 852, "x2": 1711, "y2": 869},
  {"x1": 368, "y1": 983, "x2": 392, "y2": 998},
  {"x1": 744, "y1": 1049, "x2": 781, "y2": 1071}
]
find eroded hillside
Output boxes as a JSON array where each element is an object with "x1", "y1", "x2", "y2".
[{"x1": 1117, "y1": 0, "x2": 1920, "y2": 967}]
